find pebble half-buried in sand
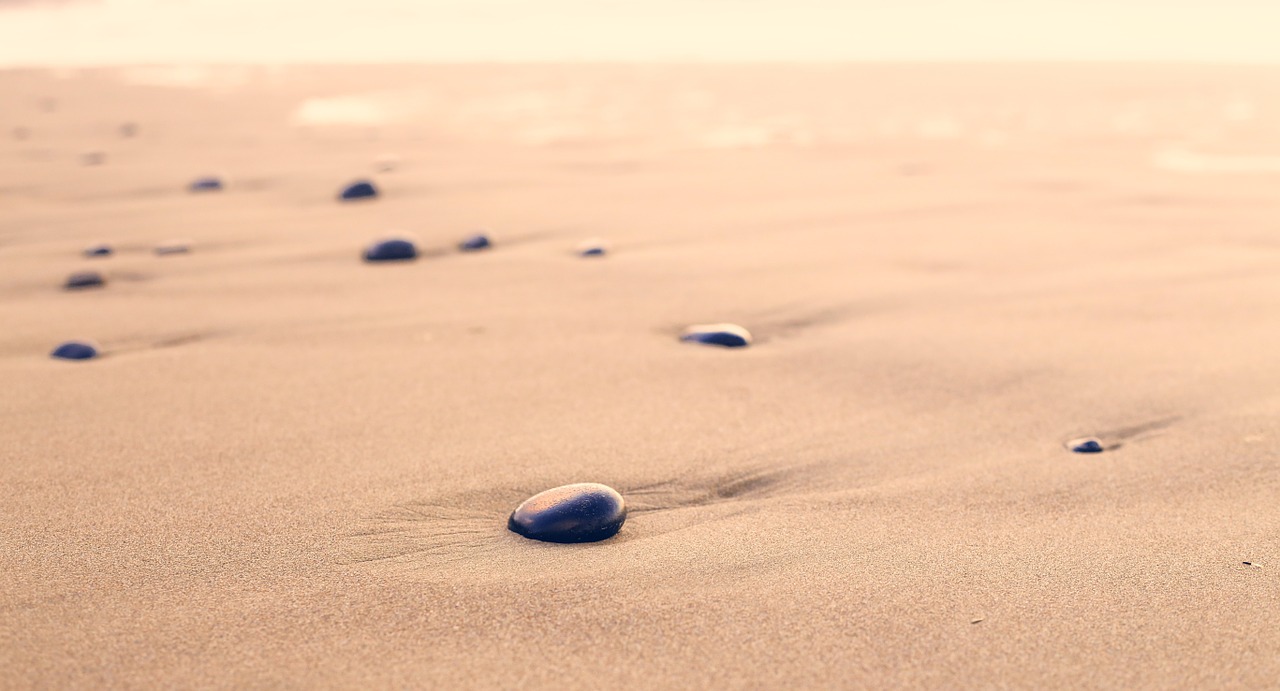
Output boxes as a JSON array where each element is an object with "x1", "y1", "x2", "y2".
[
  {"x1": 363, "y1": 238, "x2": 419, "y2": 263},
  {"x1": 50, "y1": 341, "x2": 99, "y2": 361},
  {"x1": 508, "y1": 483, "x2": 627, "y2": 543},
  {"x1": 83, "y1": 244, "x2": 113, "y2": 258},
  {"x1": 680, "y1": 323, "x2": 753, "y2": 348}
]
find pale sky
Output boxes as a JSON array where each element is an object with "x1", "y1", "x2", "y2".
[{"x1": 2, "y1": 0, "x2": 1280, "y2": 65}]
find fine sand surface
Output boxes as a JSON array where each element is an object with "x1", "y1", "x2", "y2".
[{"x1": 2, "y1": 64, "x2": 1279, "y2": 688}]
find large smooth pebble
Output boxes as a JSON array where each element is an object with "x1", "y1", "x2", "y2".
[
  {"x1": 363, "y1": 238, "x2": 418, "y2": 262},
  {"x1": 50, "y1": 341, "x2": 98, "y2": 360},
  {"x1": 680, "y1": 323, "x2": 752, "y2": 348},
  {"x1": 508, "y1": 483, "x2": 627, "y2": 544}
]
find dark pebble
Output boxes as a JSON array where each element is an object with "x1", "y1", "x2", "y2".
[
  {"x1": 508, "y1": 483, "x2": 627, "y2": 544},
  {"x1": 680, "y1": 323, "x2": 753, "y2": 348},
  {"x1": 363, "y1": 238, "x2": 418, "y2": 262},
  {"x1": 1069, "y1": 438, "x2": 1104, "y2": 454},
  {"x1": 50, "y1": 341, "x2": 98, "y2": 360},
  {"x1": 188, "y1": 176, "x2": 224, "y2": 192},
  {"x1": 458, "y1": 233, "x2": 492, "y2": 251},
  {"x1": 64, "y1": 271, "x2": 106, "y2": 290},
  {"x1": 83, "y1": 244, "x2": 113, "y2": 258},
  {"x1": 339, "y1": 179, "x2": 378, "y2": 201}
]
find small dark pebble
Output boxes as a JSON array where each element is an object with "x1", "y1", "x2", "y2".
[
  {"x1": 458, "y1": 233, "x2": 492, "y2": 252},
  {"x1": 681, "y1": 323, "x2": 753, "y2": 348},
  {"x1": 1068, "y1": 438, "x2": 1104, "y2": 454},
  {"x1": 83, "y1": 244, "x2": 113, "y2": 258},
  {"x1": 577, "y1": 239, "x2": 607, "y2": 257},
  {"x1": 50, "y1": 341, "x2": 98, "y2": 361},
  {"x1": 363, "y1": 238, "x2": 418, "y2": 262},
  {"x1": 339, "y1": 179, "x2": 379, "y2": 201},
  {"x1": 64, "y1": 271, "x2": 106, "y2": 290},
  {"x1": 188, "y1": 176, "x2": 224, "y2": 193},
  {"x1": 508, "y1": 483, "x2": 627, "y2": 544}
]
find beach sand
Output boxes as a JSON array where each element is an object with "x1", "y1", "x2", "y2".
[{"x1": 2, "y1": 64, "x2": 1278, "y2": 688}]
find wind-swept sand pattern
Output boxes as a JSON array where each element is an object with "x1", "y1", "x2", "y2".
[{"x1": 1, "y1": 64, "x2": 1279, "y2": 688}]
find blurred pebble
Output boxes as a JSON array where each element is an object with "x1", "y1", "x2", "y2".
[
  {"x1": 50, "y1": 341, "x2": 98, "y2": 361},
  {"x1": 64, "y1": 271, "x2": 105, "y2": 290},
  {"x1": 680, "y1": 323, "x2": 753, "y2": 348},
  {"x1": 363, "y1": 238, "x2": 418, "y2": 262}
]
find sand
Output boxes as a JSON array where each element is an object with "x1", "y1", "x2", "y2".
[{"x1": 1, "y1": 64, "x2": 1278, "y2": 688}]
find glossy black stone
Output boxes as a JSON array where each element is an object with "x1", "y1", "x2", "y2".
[
  {"x1": 83, "y1": 244, "x2": 113, "y2": 258},
  {"x1": 188, "y1": 176, "x2": 224, "y2": 192},
  {"x1": 458, "y1": 233, "x2": 492, "y2": 251},
  {"x1": 1070, "y1": 438, "x2": 1104, "y2": 454},
  {"x1": 339, "y1": 180, "x2": 378, "y2": 201},
  {"x1": 64, "y1": 271, "x2": 106, "y2": 290},
  {"x1": 50, "y1": 341, "x2": 98, "y2": 360},
  {"x1": 508, "y1": 483, "x2": 627, "y2": 544},
  {"x1": 579, "y1": 245, "x2": 606, "y2": 257},
  {"x1": 363, "y1": 238, "x2": 418, "y2": 262},
  {"x1": 680, "y1": 323, "x2": 752, "y2": 348}
]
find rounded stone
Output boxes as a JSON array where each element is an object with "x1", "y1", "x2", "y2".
[
  {"x1": 83, "y1": 244, "x2": 113, "y2": 258},
  {"x1": 339, "y1": 180, "x2": 379, "y2": 201},
  {"x1": 458, "y1": 233, "x2": 492, "y2": 252},
  {"x1": 363, "y1": 238, "x2": 418, "y2": 262},
  {"x1": 577, "y1": 239, "x2": 607, "y2": 257},
  {"x1": 1069, "y1": 438, "x2": 1104, "y2": 454},
  {"x1": 680, "y1": 323, "x2": 752, "y2": 348},
  {"x1": 50, "y1": 341, "x2": 98, "y2": 361},
  {"x1": 64, "y1": 271, "x2": 106, "y2": 290},
  {"x1": 508, "y1": 483, "x2": 627, "y2": 544},
  {"x1": 188, "y1": 176, "x2": 224, "y2": 193}
]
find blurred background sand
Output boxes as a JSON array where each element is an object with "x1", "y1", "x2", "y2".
[{"x1": 1, "y1": 64, "x2": 1278, "y2": 687}]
